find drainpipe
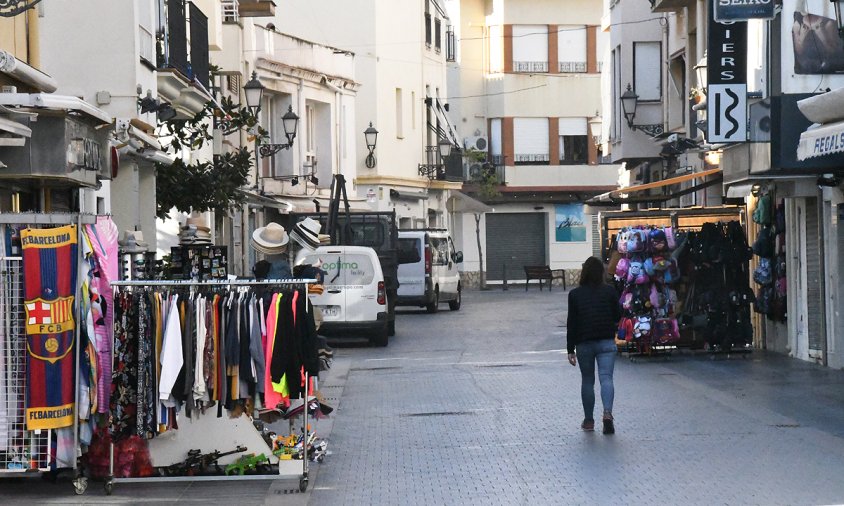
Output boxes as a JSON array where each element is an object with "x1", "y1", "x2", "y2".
[
  {"x1": 321, "y1": 75, "x2": 343, "y2": 178},
  {"x1": 697, "y1": 0, "x2": 705, "y2": 64}
]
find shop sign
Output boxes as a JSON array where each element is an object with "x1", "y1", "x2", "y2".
[
  {"x1": 67, "y1": 137, "x2": 103, "y2": 172},
  {"x1": 714, "y1": 0, "x2": 775, "y2": 22},
  {"x1": 708, "y1": 16, "x2": 748, "y2": 143}
]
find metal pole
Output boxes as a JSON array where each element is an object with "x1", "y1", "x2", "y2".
[
  {"x1": 502, "y1": 262, "x2": 508, "y2": 291},
  {"x1": 72, "y1": 200, "x2": 82, "y2": 471}
]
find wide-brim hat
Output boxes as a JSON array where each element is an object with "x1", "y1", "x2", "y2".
[
  {"x1": 290, "y1": 217, "x2": 323, "y2": 249},
  {"x1": 252, "y1": 222, "x2": 289, "y2": 254}
]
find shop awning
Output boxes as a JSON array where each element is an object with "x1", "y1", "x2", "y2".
[
  {"x1": 237, "y1": 189, "x2": 295, "y2": 212},
  {"x1": 0, "y1": 114, "x2": 32, "y2": 146},
  {"x1": 588, "y1": 168, "x2": 723, "y2": 206},
  {"x1": 725, "y1": 183, "x2": 754, "y2": 199},
  {"x1": 609, "y1": 168, "x2": 722, "y2": 198},
  {"x1": 796, "y1": 119, "x2": 844, "y2": 161},
  {"x1": 446, "y1": 191, "x2": 492, "y2": 213}
]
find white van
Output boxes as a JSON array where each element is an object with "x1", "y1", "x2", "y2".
[
  {"x1": 296, "y1": 246, "x2": 389, "y2": 346},
  {"x1": 397, "y1": 229, "x2": 463, "y2": 312}
]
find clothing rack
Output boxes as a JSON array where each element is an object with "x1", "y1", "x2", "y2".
[{"x1": 104, "y1": 278, "x2": 318, "y2": 495}]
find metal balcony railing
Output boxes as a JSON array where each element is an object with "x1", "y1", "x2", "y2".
[
  {"x1": 446, "y1": 26, "x2": 455, "y2": 62},
  {"x1": 418, "y1": 145, "x2": 444, "y2": 180},
  {"x1": 514, "y1": 153, "x2": 550, "y2": 164},
  {"x1": 189, "y1": 2, "x2": 210, "y2": 88},
  {"x1": 222, "y1": 0, "x2": 239, "y2": 23},
  {"x1": 513, "y1": 61, "x2": 548, "y2": 73},
  {"x1": 156, "y1": 0, "x2": 209, "y2": 87},
  {"x1": 559, "y1": 61, "x2": 587, "y2": 73}
]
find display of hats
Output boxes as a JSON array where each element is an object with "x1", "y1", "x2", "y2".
[
  {"x1": 290, "y1": 217, "x2": 330, "y2": 250},
  {"x1": 118, "y1": 230, "x2": 149, "y2": 253},
  {"x1": 251, "y1": 222, "x2": 290, "y2": 255},
  {"x1": 179, "y1": 214, "x2": 212, "y2": 245}
]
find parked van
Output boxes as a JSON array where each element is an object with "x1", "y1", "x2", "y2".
[
  {"x1": 397, "y1": 229, "x2": 463, "y2": 312},
  {"x1": 296, "y1": 245, "x2": 389, "y2": 346}
]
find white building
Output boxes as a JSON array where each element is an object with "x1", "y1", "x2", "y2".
[{"x1": 449, "y1": 0, "x2": 620, "y2": 286}]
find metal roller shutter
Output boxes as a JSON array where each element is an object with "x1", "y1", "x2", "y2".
[
  {"x1": 485, "y1": 213, "x2": 546, "y2": 281},
  {"x1": 807, "y1": 198, "x2": 823, "y2": 352}
]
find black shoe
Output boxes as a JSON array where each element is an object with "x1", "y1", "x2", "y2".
[{"x1": 602, "y1": 416, "x2": 615, "y2": 435}]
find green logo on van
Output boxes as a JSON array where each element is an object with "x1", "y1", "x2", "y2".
[{"x1": 322, "y1": 261, "x2": 360, "y2": 271}]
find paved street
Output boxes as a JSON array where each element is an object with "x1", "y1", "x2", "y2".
[{"x1": 4, "y1": 287, "x2": 844, "y2": 504}]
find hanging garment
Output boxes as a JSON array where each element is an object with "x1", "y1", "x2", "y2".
[
  {"x1": 84, "y1": 217, "x2": 118, "y2": 414},
  {"x1": 111, "y1": 292, "x2": 138, "y2": 441},
  {"x1": 249, "y1": 296, "x2": 265, "y2": 395},
  {"x1": 263, "y1": 293, "x2": 285, "y2": 410},
  {"x1": 193, "y1": 295, "x2": 208, "y2": 403},
  {"x1": 0, "y1": 253, "x2": 8, "y2": 449},
  {"x1": 137, "y1": 294, "x2": 155, "y2": 437},
  {"x1": 158, "y1": 295, "x2": 183, "y2": 407},
  {"x1": 21, "y1": 225, "x2": 78, "y2": 430}
]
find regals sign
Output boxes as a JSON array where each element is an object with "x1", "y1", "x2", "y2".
[
  {"x1": 708, "y1": 16, "x2": 748, "y2": 143},
  {"x1": 714, "y1": 0, "x2": 775, "y2": 22}
]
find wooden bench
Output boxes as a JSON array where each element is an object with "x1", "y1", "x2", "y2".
[{"x1": 523, "y1": 265, "x2": 566, "y2": 291}]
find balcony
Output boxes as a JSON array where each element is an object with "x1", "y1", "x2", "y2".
[
  {"x1": 559, "y1": 61, "x2": 587, "y2": 73},
  {"x1": 239, "y1": 1, "x2": 275, "y2": 17},
  {"x1": 156, "y1": 0, "x2": 211, "y2": 119},
  {"x1": 513, "y1": 61, "x2": 548, "y2": 73}
]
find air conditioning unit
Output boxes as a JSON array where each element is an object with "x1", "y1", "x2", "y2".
[
  {"x1": 464, "y1": 161, "x2": 483, "y2": 180},
  {"x1": 463, "y1": 135, "x2": 488, "y2": 152}
]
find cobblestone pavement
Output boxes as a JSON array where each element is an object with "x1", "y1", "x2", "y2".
[
  {"x1": 3, "y1": 288, "x2": 844, "y2": 505},
  {"x1": 307, "y1": 289, "x2": 844, "y2": 506}
]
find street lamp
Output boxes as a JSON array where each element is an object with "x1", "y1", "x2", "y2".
[
  {"x1": 364, "y1": 122, "x2": 378, "y2": 168},
  {"x1": 619, "y1": 83, "x2": 664, "y2": 137},
  {"x1": 258, "y1": 105, "x2": 299, "y2": 158},
  {"x1": 833, "y1": 0, "x2": 844, "y2": 39},
  {"x1": 243, "y1": 71, "x2": 264, "y2": 117},
  {"x1": 587, "y1": 115, "x2": 602, "y2": 148},
  {"x1": 438, "y1": 137, "x2": 453, "y2": 159}
]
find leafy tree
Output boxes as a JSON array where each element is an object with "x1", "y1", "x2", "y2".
[{"x1": 153, "y1": 96, "x2": 267, "y2": 220}]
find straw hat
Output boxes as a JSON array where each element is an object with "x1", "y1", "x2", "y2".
[
  {"x1": 184, "y1": 214, "x2": 211, "y2": 233},
  {"x1": 251, "y1": 222, "x2": 289, "y2": 254},
  {"x1": 290, "y1": 217, "x2": 330, "y2": 250}
]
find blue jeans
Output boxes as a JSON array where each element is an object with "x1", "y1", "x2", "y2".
[{"x1": 575, "y1": 339, "x2": 616, "y2": 421}]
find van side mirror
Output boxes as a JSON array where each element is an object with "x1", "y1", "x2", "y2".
[
  {"x1": 399, "y1": 248, "x2": 421, "y2": 264},
  {"x1": 454, "y1": 251, "x2": 463, "y2": 263}
]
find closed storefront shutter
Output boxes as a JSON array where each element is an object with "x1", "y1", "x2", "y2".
[
  {"x1": 807, "y1": 198, "x2": 823, "y2": 352},
  {"x1": 485, "y1": 213, "x2": 546, "y2": 281}
]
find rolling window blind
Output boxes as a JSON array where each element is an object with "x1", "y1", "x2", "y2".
[
  {"x1": 513, "y1": 25, "x2": 548, "y2": 63},
  {"x1": 558, "y1": 117, "x2": 587, "y2": 135},
  {"x1": 634, "y1": 42, "x2": 661, "y2": 101},
  {"x1": 514, "y1": 118, "x2": 549, "y2": 161},
  {"x1": 557, "y1": 26, "x2": 587, "y2": 71},
  {"x1": 490, "y1": 119, "x2": 502, "y2": 156}
]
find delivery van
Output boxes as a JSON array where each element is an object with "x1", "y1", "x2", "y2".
[
  {"x1": 296, "y1": 246, "x2": 389, "y2": 346},
  {"x1": 396, "y1": 229, "x2": 463, "y2": 312}
]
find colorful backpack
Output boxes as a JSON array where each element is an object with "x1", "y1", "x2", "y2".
[
  {"x1": 654, "y1": 318, "x2": 680, "y2": 344},
  {"x1": 633, "y1": 316, "x2": 652, "y2": 340},
  {"x1": 753, "y1": 258, "x2": 773, "y2": 286},
  {"x1": 627, "y1": 258, "x2": 649, "y2": 285},
  {"x1": 627, "y1": 229, "x2": 647, "y2": 253},
  {"x1": 649, "y1": 228, "x2": 669, "y2": 253}
]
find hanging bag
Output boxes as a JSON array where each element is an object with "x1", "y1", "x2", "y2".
[{"x1": 752, "y1": 194, "x2": 772, "y2": 225}]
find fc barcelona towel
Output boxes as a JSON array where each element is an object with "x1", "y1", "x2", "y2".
[{"x1": 21, "y1": 225, "x2": 78, "y2": 430}]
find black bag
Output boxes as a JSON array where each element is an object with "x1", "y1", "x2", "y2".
[{"x1": 752, "y1": 226, "x2": 775, "y2": 258}]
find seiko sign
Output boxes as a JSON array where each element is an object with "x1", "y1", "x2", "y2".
[{"x1": 714, "y1": 0, "x2": 775, "y2": 22}]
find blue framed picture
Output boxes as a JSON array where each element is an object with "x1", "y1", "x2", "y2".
[{"x1": 555, "y1": 204, "x2": 586, "y2": 242}]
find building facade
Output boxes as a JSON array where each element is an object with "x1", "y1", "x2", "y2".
[{"x1": 449, "y1": 0, "x2": 620, "y2": 286}]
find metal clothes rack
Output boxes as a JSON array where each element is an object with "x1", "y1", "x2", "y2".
[{"x1": 105, "y1": 278, "x2": 317, "y2": 495}]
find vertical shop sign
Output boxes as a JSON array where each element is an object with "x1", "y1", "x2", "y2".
[{"x1": 708, "y1": 17, "x2": 748, "y2": 143}]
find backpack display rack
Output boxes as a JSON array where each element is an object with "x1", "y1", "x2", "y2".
[
  {"x1": 601, "y1": 206, "x2": 754, "y2": 359},
  {"x1": 104, "y1": 278, "x2": 318, "y2": 496}
]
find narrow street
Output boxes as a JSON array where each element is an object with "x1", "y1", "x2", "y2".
[{"x1": 4, "y1": 288, "x2": 844, "y2": 505}]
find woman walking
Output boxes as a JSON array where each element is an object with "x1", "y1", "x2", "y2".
[{"x1": 566, "y1": 256, "x2": 621, "y2": 434}]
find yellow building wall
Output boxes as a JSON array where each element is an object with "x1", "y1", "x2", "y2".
[{"x1": 0, "y1": 13, "x2": 30, "y2": 63}]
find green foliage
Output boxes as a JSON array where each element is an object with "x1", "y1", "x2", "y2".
[
  {"x1": 154, "y1": 92, "x2": 264, "y2": 219},
  {"x1": 463, "y1": 148, "x2": 501, "y2": 201}
]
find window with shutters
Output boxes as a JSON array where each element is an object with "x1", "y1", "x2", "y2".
[
  {"x1": 512, "y1": 25, "x2": 548, "y2": 73},
  {"x1": 513, "y1": 118, "x2": 549, "y2": 165},
  {"x1": 558, "y1": 118, "x2": 588, "y2": 164},
  {"x1": 435, "y1": 18, "x2": 442, "y2": 53},
  {"x1": 425, "y1": 1, "x2": 432, "y2": 48},
  {"x1": 634, "y1": 42, "x2": 661, "y2": 101},
  {"x1": 557, "y1": 25, "x2": 587, "y2": 73}
]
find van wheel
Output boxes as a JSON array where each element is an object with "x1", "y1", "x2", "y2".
[
  {"x1": 426, "y1": 289, "x2": 439, "y2": 313},
  {"x1": 370, "y1": 326, "x2": 389, "y2": 347},
  {"x1": 449, "y1": 286, "x2": 462, "y2": 311}
]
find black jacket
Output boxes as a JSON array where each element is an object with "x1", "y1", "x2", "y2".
[{"x1": 566, "y1": 284, "x2": 621, "y2": 354}]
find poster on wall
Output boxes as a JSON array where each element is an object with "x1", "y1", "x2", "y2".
[
  {"x1": 789, "y1": 0, "x2": 844, "y2": 74},
  {"x1": 555, "y1": 204, "x2": 586, "y2": 242}
]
